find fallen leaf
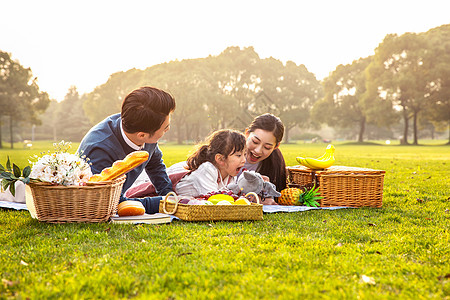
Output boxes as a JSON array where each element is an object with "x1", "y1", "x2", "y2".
[
  {"x1": 177, "y1": 252, "x2": 193, "y2": 256},
  {"x1": 368, "y1": 223, "x2": 376, "y2": 226},
  {"x1": 323, "y1": 220, "x2": 327, "y2": 223},
  {"x1": 417, "y1": 198, "x2": 424, "y2": 203},
  {"x1": 336, "y1": 243, "x2": 343, "y2": 247},
  {"x1": 2, "y1": 278, "x2": 18, "y2": 287},
  {"x1": 104, "y1": 227, "x2": 111, "y2": 233},
  {"x1": 438, "y1": 274, "x2": 450, "y2": 281},
  {"x1": 361, "y1": 275, "x2": 376, "y2": 285},
  {"x1": 141, "y1": 239, "x2": 146, "y2": 243},
  {"x1": 425, "y1": 218, "x2": 432, "y2": 220},
  {"x1": 375, "y1": 251, "x2": 382, "y2": 255},
  {"x1": 20, "y1": 260, "x2": 28, "y2": 266}
]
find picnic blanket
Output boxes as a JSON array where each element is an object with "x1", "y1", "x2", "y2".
[
  {"x1": 0, "y1": 200, "x2": 28, "y2": 210},
  {"x1": 0, "y1": 200, "x2": 348, "y2": 214}
]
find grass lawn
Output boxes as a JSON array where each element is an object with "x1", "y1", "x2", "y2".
[{"x1": 1, "y1": 141, "x2": 449, "y2": 299}]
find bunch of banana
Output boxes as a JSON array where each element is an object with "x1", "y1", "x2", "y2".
[{"x1": 296, "y1": 144, "x2": 335, "y2": 170}]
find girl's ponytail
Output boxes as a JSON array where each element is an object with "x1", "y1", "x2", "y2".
[{"x1": 186, "y1": 145, "x2": 210, "y2": 171}]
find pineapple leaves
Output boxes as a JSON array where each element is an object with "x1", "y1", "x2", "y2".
[{"x1": 299, "y1": 184, "x2": 323, "y2": 207}]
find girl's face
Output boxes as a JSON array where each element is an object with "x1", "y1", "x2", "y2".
[
  {"x1": 245, "y1": 129, "x2": 278, "y2": 164},
  {"x1": 218, "y1": 150, "x2": 246, "y2": 178}
]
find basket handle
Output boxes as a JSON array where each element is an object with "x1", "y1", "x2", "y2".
[
  {"x1": 245, "y1": 192, "x2": 261, "y2": 204},
  {"x1": 162, "y1": 191, "x2": 179, "y2": 214}
]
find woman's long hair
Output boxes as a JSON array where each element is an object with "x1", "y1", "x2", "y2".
[{"x1": 247, "y1": 113, "x2": 287, "y2": 191}]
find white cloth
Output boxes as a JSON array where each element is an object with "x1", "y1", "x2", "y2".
[
  {"x1": 0, "y1": 181, "x2": 26, "y2": 203},
  {"x1": 120, "y1": 120, "x2": 145, "y2": 150},
  {"x1": 175, "y1": 161, "x2": 235, "y2": 197}
]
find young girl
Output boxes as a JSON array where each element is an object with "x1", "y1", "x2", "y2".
[{"x1": 175, "y1": 129, "x2": 246, "y2": 197}]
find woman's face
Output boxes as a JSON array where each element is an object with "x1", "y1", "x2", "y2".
[{"x1": 245, "y1": 129, "x2": 278, "y2": 164}]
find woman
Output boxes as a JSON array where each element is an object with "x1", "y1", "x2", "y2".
[
  {"x1": 241, "y1": 113, "x2": 287, "y2": 194},
  {"x1": 128, "y1": 114, "x2": 287, "y2": 205}
]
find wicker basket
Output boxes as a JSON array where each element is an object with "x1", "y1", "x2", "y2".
[
  {"x1": 28, "y1": 175, "x2": 126, "y2": 223},
  {"x1": 159, "y1": 192, "x2": 263, "y2": 221},
  {"x1": 287, "y1": 165, "x2": 385, "y2": 208}
]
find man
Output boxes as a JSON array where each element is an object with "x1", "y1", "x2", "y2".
[{"x1": 78, "y1": 86, "x2": 175, "y2": 213}]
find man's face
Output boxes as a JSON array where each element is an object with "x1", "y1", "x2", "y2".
[{"x1": 145, "y1": 114, "x2": 171, "y2": 144}]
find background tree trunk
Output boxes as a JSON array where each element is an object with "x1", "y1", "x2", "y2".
[
  {"x1": 401, "y1": 107, "x2": 409, "y2": 145},
  {"x1": 412, "y1": 111, "x2": 419, "y2": 145},
  {"x1": 0, "y1": 116, "x2": 3, "y2": 149},
  {"x1": 9, "y1": 115, "x2": 14, "y2": 149},
  {"x1": 358, "y1": 117, "x2": 366, "y2": 142}
]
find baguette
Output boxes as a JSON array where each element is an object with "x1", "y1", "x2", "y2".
[{"x1": 88, "y1": 150, "x2": 149, "y2": 182}]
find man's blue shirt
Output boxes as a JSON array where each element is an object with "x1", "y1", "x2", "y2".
[{"x1": 77, "y1": 113, "x2": 172, "y2": 213}]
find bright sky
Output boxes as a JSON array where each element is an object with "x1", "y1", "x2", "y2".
[{"x1": 2, "y1": 0, "x2": 449, "y2": 101}]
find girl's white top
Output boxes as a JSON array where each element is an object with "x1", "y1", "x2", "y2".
[{"x1": 175, "y1": 161, "x2": 235, "y2": 197}]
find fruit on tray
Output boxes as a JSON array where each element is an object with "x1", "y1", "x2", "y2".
[
  {"x1": 198, "y1": 190, "x2": 239, "y2": 200},
  {"x1": 89, "y1": 151, "x2": 149, "y2": 182},
  {"x1": 117, "y1": 200, "x2": 145, "y2": 216},
  {"x1": 207, "y1": 194, "x2": 235, "y2": 205},
  {"x1": 234, "y1": 198, "x2": 251, "y2": 205},
  {"x1": 296, "y1": 144, "x2": 335, "y2": 170}
]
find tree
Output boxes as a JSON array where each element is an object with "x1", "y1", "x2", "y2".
[
  {"x1": 83, "y1": 68, "x2": 144, "y2": 125},
  {"x1": 56, "y1": 86, "x2": 92, "y2": 142},
  {"x1": 421, "y1": 24, "x2": 450, "y2": 144},
  {"x1": 258, "y1": 59, "x2": 322, "y2": 143},
  {"x1": 0, "y1": 50, "x2": 49, "y2": 148},
  {"x1": 312, "y1": 57, "x2": 396, "y2": 142},
  {"x1": 33, "y1": 99, "x2": 59, "y2": 140},
  {"x1": 366, "y1": 32, "x2": 432, "y2": 145}
]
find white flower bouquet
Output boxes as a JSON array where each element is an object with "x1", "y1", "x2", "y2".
[
  {"x1": 1, "y1": 141, "x2": 125, "y2": 223},
  {"x1": 29, "y1": 141, "x2": 92, "y2": 186},
  {"x1": 1, "y1": 141, "x2": 92, "y2": 196}
]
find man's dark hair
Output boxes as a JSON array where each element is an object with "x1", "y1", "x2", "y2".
[{"x1": 121, "y1": 86, "x2": 176, "y2": 135}]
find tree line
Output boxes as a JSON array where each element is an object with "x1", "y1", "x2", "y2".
[{"x1": 1, "y1": 24, "x2": 449, "y2": 148}]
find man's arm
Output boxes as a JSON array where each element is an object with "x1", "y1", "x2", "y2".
[
  {"x1": 145, "y1": 145, "x2": 172, "y2": 196},
  {"x1": 80, "y1": 147, "x2": 116, "y2": 175}
]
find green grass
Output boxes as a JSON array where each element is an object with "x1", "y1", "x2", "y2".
[{"x1": 1, "y1": 141, "x2": 449, "y2": 299}]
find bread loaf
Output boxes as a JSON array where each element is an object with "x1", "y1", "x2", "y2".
[
  {"x1": 88, "y1": 150, "x2": 149, "y2": 182},
  {"x1": 117, "y1": 200, "x2": 145, "y2": 216}
]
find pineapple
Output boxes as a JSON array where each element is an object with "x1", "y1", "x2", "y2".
[
  {"x1": 279, "y1": 185, "x2": 323, "y2": 207},
  {"x1": 278, "y1": 188, "x2": 302, "y2": 205}
]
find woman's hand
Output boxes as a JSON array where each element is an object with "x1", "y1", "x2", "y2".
[
  {"x1": 246, "y1": 195, "x2": 278, "y2": 205},
  {"x1": 261, "y1": 197, "x2": 278, "y2": 205}
]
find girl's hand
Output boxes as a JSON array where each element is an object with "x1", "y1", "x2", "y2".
[{"x1": 261, "y1": 175, "x2": 270, "y2": 182}]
